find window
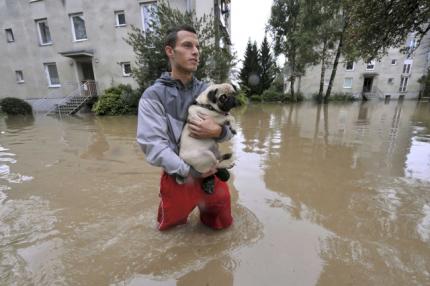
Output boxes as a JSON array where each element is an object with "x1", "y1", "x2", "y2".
[
  {"x1": 402, "y1": 63, "x2": 411, "y2": 74},
  {"x1": 121, "y1": 62, "x2": 131, "y2": 76},
  {"x1": 5, "y1": 28, "x2": 14, "y2": 42},
  {"x1": 388, "y1": 78, "x2": 394, "y2": 84},
  {"x1": 343, "y1": 77, "x2": 353, "y2": 88},
  {"x1": 115, "y1": 11, "x2": 126, "y2": 26},
  {"x1": 345, "y1": 61, "x2": 354, "y2": 71},
  {"x1": 44, "y1": 63, "x2": 60, "y2": 87},
  {"x1": 399, "y1": 76, "x2": 408, "y2": 92},
  {"x1": 141, "y1": 1, "x2": 157, "y2": 32},
  {"x1": 15, "y1": 71, "x2": 24, "y2": 83},
  {"x1": 391, "y1": 59, "x2": 397, "y2": 65},
  {"x1": 408, "y1": 38, "x2": 417, "y2": 49},
  {"x1": 366, "y1": 60, "x2": 375, "y2": 70},
  {"x1": 70, "y1": 13, "x2": 87, "y2": 41},
  {"x1": 36, "y1": 19, "x2": 52, "y2": 45}
]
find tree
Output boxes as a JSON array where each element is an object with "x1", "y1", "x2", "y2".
[
  {"x1": 239, "y1": 40, "x2": 261, "y2": 96},
  {"x1": 268, "y1": 0, "x2": 319, "y2": 101},
  {"x1": 126, "y1": 0, "x2": 235, "y2": 91},
  {"x1": 258, "y1": 35, "x2": 277, "y2": 94},
  {"x1": 344, "y1": 0, "x2": 430, "y2": 60}
]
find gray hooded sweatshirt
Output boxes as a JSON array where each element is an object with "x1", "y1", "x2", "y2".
[{"x1": 137, "y1": 72, "x2": 233, "y2": 178}]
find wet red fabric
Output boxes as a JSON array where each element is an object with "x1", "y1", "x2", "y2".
[{"x1": 157, "y1": 172, "x2": 233, "y2": 231}]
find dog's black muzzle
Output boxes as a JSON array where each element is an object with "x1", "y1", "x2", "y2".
[{"x1": 219, "y1": 96, "x2": 238, "y2": 112}]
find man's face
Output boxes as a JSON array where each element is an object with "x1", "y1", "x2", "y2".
[{"x1": 166, "y1": 30, "x2": 200, "y2": 73}]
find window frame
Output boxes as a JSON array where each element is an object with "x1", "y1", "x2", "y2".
[
  {"x1": 5, "y1": 28, "x2": 14, "y2": 42},
  {"x1": 70, "y1": 13, "x2": 87, "y2": 42},
  {"x1": 44, "y1": 63, "x2": 61, "y2": 87},
  {"x1": 35, "y1": 18, "x2": 52, "y2": 45},
  {"x1": 115, "y1": 10, "x2": 126, "y2": 27},
  {"x1": 343, "y1": 77, "x2": 353, "y2": 89},
  {"x1": 366, "y1": 60, "x2": 375, "y2": 70},
  {"x1": 140, "y1": 1, "x2": 157, "y2": 32},
  {"x1": 399, "y1": 76, "x2": 408, "y2": 92},
  {"x1": 121, "y1": 62, "x2": 132, "y2": 76},
  {"x1": 15, "y1": 70, "x2": 24, "y2": 83},
  {"x1": 391, "y1": 59, "x2": 397, "y2": 65},
  {"x1": 345, "y1": 61, "x2": 354, "y2": 71}
]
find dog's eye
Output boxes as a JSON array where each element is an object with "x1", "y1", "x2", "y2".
[{"x1": 219, "y1": 94, "x2": 227, "y2": 102}]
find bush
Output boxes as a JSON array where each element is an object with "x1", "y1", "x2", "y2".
[
  {"x1": 236, "y1": 90, "x2": 249, "y2": 106},
  {"x1": 312, "y1": 92, "x2": 357, "y2": 103},
  {"x1": 284, "y1": 92, "x2": 304, "y2": 102},
  {"x1": 262, "y1": 89, "x2": 284, "y2": 102},
  {"x1": 250, "y1": 95, "x2": 263, "y2": 102},
  {"x1": 92, "y1": 84, "x2": 141, "y2": 115},
  {"x1": 0, "y1": 97, "x2": 33, "y2": 115}
]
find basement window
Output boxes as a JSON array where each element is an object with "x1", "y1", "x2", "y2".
[
  {"x1": 16, "y1": 71, "x2": 24, "y2": 83},
  {"x1": 5, "y1": 28, "x2": 14, "y2": 42},
  {"x1": 121, "y1": 62, "x2": 131, "y2": 76},
  {"x1": 115, "y1": 11, "x2": 126, "y2": 27}
]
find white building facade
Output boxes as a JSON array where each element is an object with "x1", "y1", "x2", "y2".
[
  {"x1": 297, "y1": 33, "x2": 430, "y2": 100},
  {"x1": 0, "y1": 0, "x2": 228, "y2": 102}
]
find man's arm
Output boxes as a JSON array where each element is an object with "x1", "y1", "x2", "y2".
[
  {"x1": 188, "y1": 114, "x2": 235, "y2": 142},
  {"x1": 137, "y1": 94, "x2": 192, "y2": 177}
]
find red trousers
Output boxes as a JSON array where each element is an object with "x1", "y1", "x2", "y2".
[{"x1": 157, "y1": 172, "x2": 233, "y2": 231}]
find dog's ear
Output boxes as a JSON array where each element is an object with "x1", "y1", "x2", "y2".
[{"x1": 207, "y1": 88, "x2": 218, "y2": 103}]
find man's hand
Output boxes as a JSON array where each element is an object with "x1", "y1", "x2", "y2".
[{"x1": 188, "y1": 113, "x2": 222, "y2": 139}]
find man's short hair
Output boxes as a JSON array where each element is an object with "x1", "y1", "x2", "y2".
[{"x1": 164, "y1": 25, "x2": 197, "y2": 49}]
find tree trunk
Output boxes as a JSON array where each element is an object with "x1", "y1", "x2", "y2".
[
  {"x1": 324, "y1": 20, "x2": 347, "y2": 103},
  {"x1": 318, "y1": 40, "x2": 327, "y2": 102},
  {"x1": 290, "y1": 76, "x2": 296, "y2": 101}
]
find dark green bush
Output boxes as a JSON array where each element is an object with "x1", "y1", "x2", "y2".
[
  {"x1": 236, "y1": 90, "x2": 249, "y2": 106},
  {"x1": 284, "y1": 92, "x2": 304, "y2": 102},
  {"x1": 92, "y1": 84, "x2": 141, "y2": 115},
  {"x1": 0, "y1": 97, "x2": 33, "y2": 115},
  {"x1": 262, "y1": 89, "x2": 284, "y2": 102},
  {"x1": 250, "y1": 95, "x2": 263, "y2": 102}
]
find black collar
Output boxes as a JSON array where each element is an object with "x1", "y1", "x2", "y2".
[{"x1": 193, "y1": 102, "x2": 229, "y2": 116}]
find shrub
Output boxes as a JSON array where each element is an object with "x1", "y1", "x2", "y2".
[
  {"x1": 0, "y1": 97, "x2": 33, "y2": 116},
  {"x1": 92, "y1": 84, "x2": 141, "y2": 115},
  {"x1": 262, "y1": 89, "x2": 284, "y2": 102},
  {"x1": 250, "y1": 95, "x2": 263, "y2": 102},
  {"x1": 235, "y1": 90, "x2": 249, "y2": 106},
  {"x1": 284, "y1": 92, "x2": 304, "y2": 102}
]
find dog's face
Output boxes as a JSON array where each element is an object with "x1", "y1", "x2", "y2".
[{"x1": 198, "y1": 83, "x2": 238, "y2": 113}]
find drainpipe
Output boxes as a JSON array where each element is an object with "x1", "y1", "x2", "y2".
[{"x1": 186, "y1": 0, "x2": 192, "y2": 12}]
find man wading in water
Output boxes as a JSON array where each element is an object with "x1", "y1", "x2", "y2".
[{"x1": 137, "y1": 25, "x2": 234, "y2": 230}]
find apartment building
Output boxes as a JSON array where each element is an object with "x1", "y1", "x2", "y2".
[
  {"x1": 0, "y1": 0, "x2": 230, "y2": 103},
  {"x1": 296, "y1": 33, "x2": 430, "y2": 100}
]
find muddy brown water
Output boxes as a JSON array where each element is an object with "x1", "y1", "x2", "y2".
[{"x1": 0, "y1": 101, "x2": 429, "y2": 286}]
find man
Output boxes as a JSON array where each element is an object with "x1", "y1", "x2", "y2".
[{"x1": 137, "y1": 25, "x2": 234, "y2": 231}]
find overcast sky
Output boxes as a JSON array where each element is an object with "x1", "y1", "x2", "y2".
[{"x1": 231, "y1": 0, "x2": 273, "y2": 62}]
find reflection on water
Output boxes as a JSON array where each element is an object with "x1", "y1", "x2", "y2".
[{"x1": 0, "y1": 101, "x2": 429, "y2": 285}]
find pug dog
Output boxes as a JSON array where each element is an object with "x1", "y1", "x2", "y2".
[{"x1": 179, "y1": 83, "x2": 238, "y2": 194}]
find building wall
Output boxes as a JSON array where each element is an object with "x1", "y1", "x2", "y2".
[
  {"x1": 0, "y1": 0, "x2": 217, "y2": 100},
  {"x1": 297, "y1": 34, "x2": 430, "y2": 100}
]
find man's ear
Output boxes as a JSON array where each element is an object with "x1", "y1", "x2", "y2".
[
  {"x1": 207, "y1": 89, "x2": 218, "y2": 103},
  {"x1": 165, "y1": 45, "x2": 174, "y2": 58}
]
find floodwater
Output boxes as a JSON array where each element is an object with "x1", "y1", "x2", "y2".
[{"x1": 1, "y1": 101, "x2": 429, "y2": 286}]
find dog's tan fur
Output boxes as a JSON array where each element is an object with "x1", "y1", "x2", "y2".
[{"x1": 180, "y1": 83, "x2": 237, "y2": 174}]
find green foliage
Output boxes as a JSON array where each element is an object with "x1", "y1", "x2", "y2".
[
  {"x1": 268, "y1": 0, "x2": 320, "y2": 100},
  {"x1": 92, "y1": 84, "x2": 140, "y2": 115},
  {"x1": 284, "y1": 92, "x2": 304, "y2": 102},
  {"x1": 126, "y1": 0, "x2": 235, "y2": 90},
  {"x1": 259, "y1": 35, "x2": 278, "y2": 94},
  {"x1": 312, "y1": 92, "x2": 356, "y2": 102},
  {"x1": 239, "y1": 40, "x2": 261, "y2": 96},
  {"x1": 235, "y1": 90, "x2": 249, "y2": 106},
  {"x1": 262, "y1": 88, "x2": 284, "y2": 102},
  {"x1": 418, "y1": 69, "x2": 430, "y2": 98},
  {"x1": 0, "y1": 97, "x2": 33, "y2": 116},
  {"x1": 344, "y1": 1, "x2": 430, "y2": 60},
  {"x1": 249, "y1": 95, "x2": 263, "y2": 102}
]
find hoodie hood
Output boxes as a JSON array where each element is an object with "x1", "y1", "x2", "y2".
[{"x1": 155, "y1": 72, "x2": 198, "y2": 90}]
